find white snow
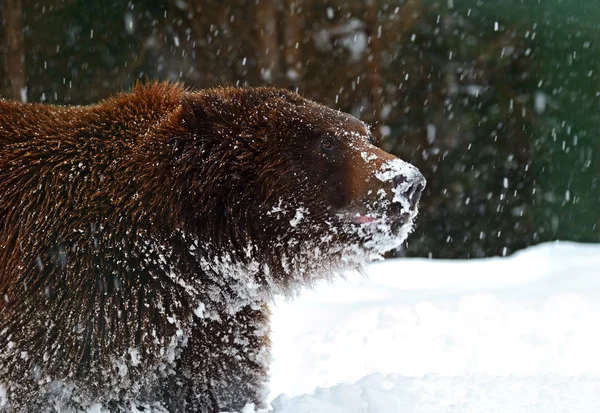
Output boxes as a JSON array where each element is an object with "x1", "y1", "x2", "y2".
[
  {"x1": 375, "y1": 159, "x2": 420, "y2": 185},
  {"x1": 0, "y1": 385, "x2": 6, "y2": 408},
  {"x1": 19, "y1": 241, "x2": 600, "y2": 412},
  {"x1": 376, "y1": 159, "x2": 423, "y2": 212},
  {"x1": 534, "y1": 91, "x2": 548, "y2": 113},
  {"x1": 124, "y1": 12, "x2": 135, "y2": 34},
  {"x1": 426, "y1": 123, "x2": 436, "y2": 145},
  {"x1": 289, "y1": 207, "x2": 308, "y2": 227},
  {"x1": 19, "y1": 87, "x2": 27, "y2": 103},
  {"x1": 463, "y1": 84, "x2": 484, "y2": 98},
  {"x1": 313, "y1": 19, "x2": 367, "y2": 62},
  {"x1": 266, "y1": 241, "x2": 600, "y2": 412},
  {"x1": 268, "y1": 374, "x2": 600, "y2": 413}
]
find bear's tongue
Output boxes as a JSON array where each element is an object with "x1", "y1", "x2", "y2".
[{"x1": 351, "y1": 213, "x2": 379, "y2": 224}]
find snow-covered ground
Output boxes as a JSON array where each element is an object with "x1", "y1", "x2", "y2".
[{"x1": 265, "y1": 241, "x2": 600, "y2": 413}]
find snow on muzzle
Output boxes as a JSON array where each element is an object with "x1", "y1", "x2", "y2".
[
  {"x1": 376, "y1": 158, "x2": 426, "y2": 213},
  {"x1": 344, "y1": 143, "x2": 426, "y2": 225}
]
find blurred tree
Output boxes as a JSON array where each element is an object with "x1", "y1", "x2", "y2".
[
  {"x1": 254, "y1": 0, "x2": 281, "y2": 82},
  {"x1": 1, "y1": 0, "x2": 598, "y2": 258},
  {"x1": 364, "y1": 0, "x2": 383, "y2": 143},
  {"x1": 282, "y1": 0, "x2": 304, "y2": 88},
  {"x1": 1, "y1": 0, "x2": 26, "y2": 101}
]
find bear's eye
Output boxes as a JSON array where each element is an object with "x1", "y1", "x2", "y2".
[
  {"x1": 321, "y1": 135, "x2": 337, "y2": 151},
  {"x1": 322, "y1": 140, "x2": 335, "y2": 150},
  {"x1": 368, "y1": 134, "x2": 377, "y2": 146}
]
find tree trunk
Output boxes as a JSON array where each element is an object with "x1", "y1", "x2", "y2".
[
  {"x1": 254, "y1": 0, "x2": 281, "y2": 84},
  {"x1": 2, "y1": 0, "x2": 26, "y2": 101},
  {"x1": 365, "y1": 0, "x2": 383, "y2": 144},
  {"x1": 283, "y1": 0, "x2": 303, "y2": 87}
]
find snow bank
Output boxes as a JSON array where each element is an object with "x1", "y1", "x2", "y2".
[
  {"x1": 36, "y1": 242, "x2": 600, "y2": 412},
  {"x1": 267, "y1": 241, "x2": 600, "y2": 412},
  {"x1": 269, "y1": 373, "x2": 600, "y2": 413}
]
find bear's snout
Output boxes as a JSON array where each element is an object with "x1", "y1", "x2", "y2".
[
  {"x1": 374, "y1": 158, "x2": 426, "y2": 214},
  {"x1": 392, "y1": 168, "x2": 426, "y2": 210}
]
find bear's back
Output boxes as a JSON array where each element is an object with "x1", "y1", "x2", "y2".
[{"x1": 0, "y1": 84, "x2": 196, "y2": 408}]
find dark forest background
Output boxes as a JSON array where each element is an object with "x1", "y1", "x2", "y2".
[{"x1": 1, "y1": 0, "x2": 599, "y2": 258}]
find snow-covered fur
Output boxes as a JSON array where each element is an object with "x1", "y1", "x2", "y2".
[{"x1": 0, "y1": 83, "x2": 425, "y2": 412}]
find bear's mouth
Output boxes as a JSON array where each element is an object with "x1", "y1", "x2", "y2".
[
  {"x1": 344, "y1": 210, "x2": 415, "y2": 227},
  {"x1": 335, "y1": 207, "x2": 419, "y2": 253},
  {"x1": 350, "y1": 213, "x2": 380, "y2": 225}
]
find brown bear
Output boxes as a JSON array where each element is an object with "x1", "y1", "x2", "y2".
[{"x1": 0, "y1": 82, "x2": 425, "y2": 412}]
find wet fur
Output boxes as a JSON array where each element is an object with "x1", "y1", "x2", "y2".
[{"x1": 0, "y1": 83, "x2": 406, "y2": 412}]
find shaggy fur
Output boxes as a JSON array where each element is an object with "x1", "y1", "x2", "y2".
[{"x1": 0, "y1": 83, "x2": 424, "y2": 412}]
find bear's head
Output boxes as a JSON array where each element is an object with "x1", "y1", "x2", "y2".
[{"x1": 173, "y1": 87, "x2": 425, "y2": 296}]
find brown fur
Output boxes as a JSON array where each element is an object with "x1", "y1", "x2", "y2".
[{"x1": 0, "y1": 82, "x2": 423, "y2": 412}]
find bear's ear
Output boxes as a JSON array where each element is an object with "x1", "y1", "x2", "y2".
[
  {"x1": 180, "y1": 92, "x2": 224, "y2": 132},
  {"x1": 180, "y1": 88, "x2": 260, "y2": 137},
  {"x1": 180, "y1": 87, "x2": 302, "y2": 134}
]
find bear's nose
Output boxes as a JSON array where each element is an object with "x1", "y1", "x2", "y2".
[{"x1": 393, "y1": 170, "x2": 426, "y2": 209}]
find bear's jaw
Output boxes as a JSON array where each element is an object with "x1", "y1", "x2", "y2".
[
  {"x1": 335, "y1": 206, "x2": 420, "y2": 256},
  {"x1": 359, "y1": 215, "x2": 417, "y2": 255}
]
